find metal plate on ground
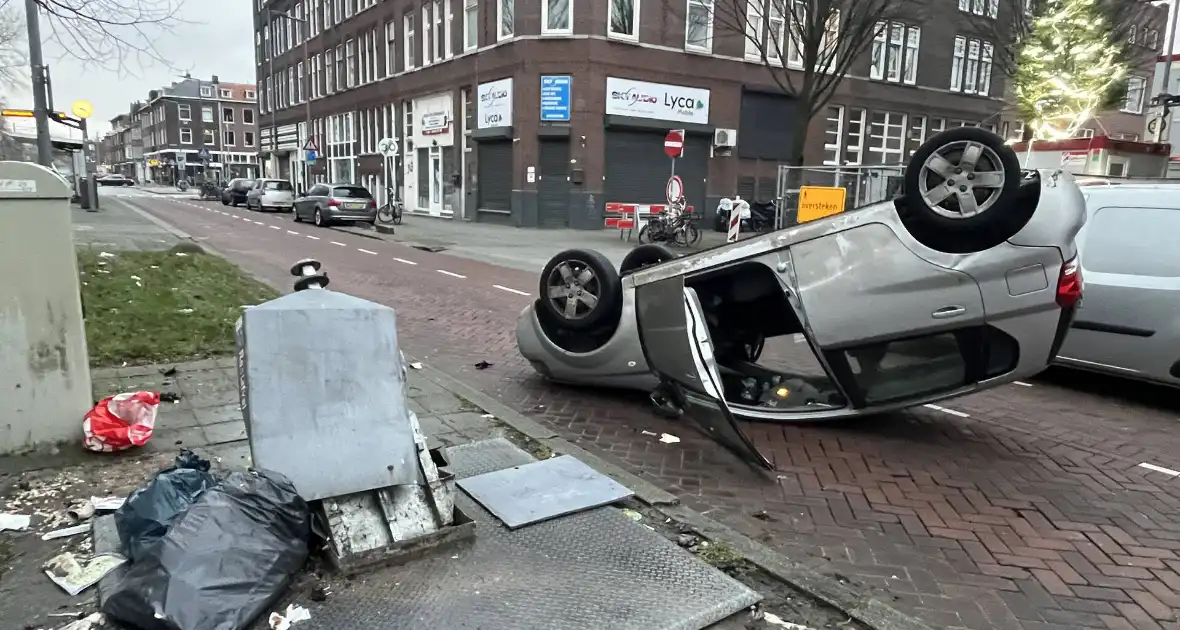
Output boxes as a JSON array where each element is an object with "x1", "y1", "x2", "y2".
[
  {"x1": 252, "y1": 438, "x2": 760, "y2": 630},
  {"x1": 456, "y1": 454, "x2": 634, "y2": 528}
]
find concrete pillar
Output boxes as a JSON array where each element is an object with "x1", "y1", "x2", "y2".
[{"x1": 0, "y1": 161, "x2": 92, "y2": 454}]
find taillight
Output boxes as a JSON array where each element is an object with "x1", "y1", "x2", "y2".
[
  {"x1": 1056, "y1": 256, "x2": 1082, "y2": 308},
  {"x1": 328, "y1": 199, "x2": 340, "y2": 207},
  {"x1": 368, "y1": 199, "x2": 377, "y2": 208}
]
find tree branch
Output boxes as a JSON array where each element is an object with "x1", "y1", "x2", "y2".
[{"x1": 27, "y1": 0, "x2": 187, "y2": 74}]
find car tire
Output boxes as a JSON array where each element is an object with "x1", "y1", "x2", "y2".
[
  {"x1": 221, "y1": 199, "x2": 229, "y2": 206},
  {"x1": 620, "y1": 244, "x2": 677, "y2": 275},
  {"x1": 538, "y1": 249, "x2": 622, "y2": 332},
  {"x1": 314, "y1": 208, "x2": 326, "y2": 227},
  {"x1": 292, "y1": 209, "x2": 302, "y2": 223},
  {"x1": 899, "y1": 127, "x2": 1027, "y2": 254}
]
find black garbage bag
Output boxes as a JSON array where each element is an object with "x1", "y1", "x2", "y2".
[
  {"x1": 102, "y1": 468, "x2": 312, "y2": 630},
  {"x1": 115, "y1": 449, "x2": 219, "y2": 562}
]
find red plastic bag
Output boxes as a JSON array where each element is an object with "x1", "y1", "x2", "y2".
[{"x1": 83, "y1": 391, "x2": 160, "y2": 452}]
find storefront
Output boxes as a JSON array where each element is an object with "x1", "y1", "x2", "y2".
[
  {"x1": 405, "y1": 92, "x2": 456, "y2": 218},
  {"x1": 473, "y1": 77, "x2": 514, "y2": 223},
  {"x1": 603, "y1": 77, "x2": 712, "y2": 217}
]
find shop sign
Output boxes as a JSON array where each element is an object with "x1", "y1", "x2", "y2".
[
  {"x1": 478, "y1": 77, "x2": 513, "y2": 129},
  {"x1": 421, "y1": 112, "x2": 450, "y2": 136},
  {"x1": 605, "y1": 77, "x2": 710, "y2": 125}
]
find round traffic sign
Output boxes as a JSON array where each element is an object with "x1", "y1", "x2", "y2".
[
  {"x1": 664, "y1": 129, "x2": 684, "y2": 158},
  {"x1": 378, "y1": 137, "x2": 399, "y2": 157},
  {"x1": 665, "y1": 175, "x2": 683, "y2": 204},
  {"x1": 71, "y1": 100, "x2": 93, "y2": 119}
]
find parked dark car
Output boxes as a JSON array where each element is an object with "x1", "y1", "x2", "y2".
[
  {"x1": 97, "y1": 174, "x2": 135, "y2": 186},
  {"x1": 293, "y1": 183, "x2": 378, "y2": 227},
  {"x1": 221, "y1": 178, "x2": 255, "y2": 207}
]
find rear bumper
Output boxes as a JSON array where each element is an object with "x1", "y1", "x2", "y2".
[{"x1": 326, "y1": 209, "x2": 378, "y2": 222}]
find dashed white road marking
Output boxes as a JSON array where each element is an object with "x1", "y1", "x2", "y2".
[
  {"x1": 306, "y1": 235, "x2": 320, "y2": 240},
  {"x1": 923, "y1": 404, "x2": 970, "y2": 418},
  {"x1": 331, "y1": 241, "x2": 346, "y2": 247},
  {"x1": 287, "y1": 230, "x2": 300, "y2": 235},
  {"x1": 358, "y1": 248, "x2": 377, "y2": 255},
  {"x1": 1139, "y1": 462, "x2": 1180, "y2": 477},
  {"x1": 393, "y1": 257, "x2": 417, "y2": 265},
  {"x1": 252, "y1": 221, "x2": 264, "y2": 225},
  {"x1": 1013, "y1": 381, "x2": 1033, "y2": 387},
  {"x1": 437, "y1": 269, "x2": 466, "y2": 279},
  {"x1": 269, "y1": 225, "x2": 281, "y2": 230},
  {"x1": 493, "y1": 284, "x2": 530, "y2": 296}
]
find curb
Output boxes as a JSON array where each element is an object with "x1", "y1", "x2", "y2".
[{"x1": 413, "y1": 364, "x2": 933, "y2": 630}]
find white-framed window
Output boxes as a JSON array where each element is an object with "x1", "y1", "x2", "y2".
[
  {"x1": 434, "y1": 0, "x2": 445, "y2": 60},
  {"x1": 1122, "y1": 75, "x2": 1146, "y2": 113},
  {"x1": 685, "y1": 0, "x2": 713, "y2": 51},
  {"x1": 178, "y1": 104, "x2": 191, "y2": 121},
  {"x1": 1076, "y1": 127, "x2": 1095, "y2": 138},
  {"x1": 219, "y1": 88, "x2": 232, "y2": 98},
  {"x1": 423, "y1": 4, "x2": 433, "y2": 65},
  {"x1": 223, "y1": 107, "x2": 234, "y2": 123},
  {"x1": 1147, "y1": 29, "x2": 1159, "y2": 50},
  {"x1": 908, "y1": 115, "x2": 926, "y2": 155},
  {"x1": 202, "y1": 105, "x2": 213, "y2": 123},
  {"x1": 465, "y1": 0, "x2": 479, "y2": 49},
  {"x1": 744, "y1": 0, "x2": 762, "y2": 58},
  {"x1": 543, "y1": 0, "x2": 571, "y2": 33},
  {"x1": 822, "y1": 105, "x2": 844, "y2": 165},
  {"x1": 200, "y1": 85, "x2": 212, "y2": 97},
  {"x1": 950, "y1": 36, "x2": 994, "y2": 96},
  {"x1": 245, "y1": 90, "x2": 256, "y2": 100},
  {"x1": 405, "y1": 13, "x2": 416, "y2": 69},
  {"x1": 610, "y1": 0, "x2": 638, "y2": 39},
  {"x1": 958, "y1": 0, "x2": 998, "y2": 19},
  {"x1": 346, "y1": 39, "x2": 356, "y2": 87},
  {"x1": 297, "y1": 61, "x2": 305, "y2": 100},
  {"x1": 768, "y1": 1, "x2": 785, "y2": 63},
  {"x1": 442, "y1": 0, "x2": 452, "y2": 59},
  {"x1": 871, "y1": 22, "x2": 920, "y2": 84},
  {"x1": 868, "y1": 111, "x2": 907, "y2": 165},
  {"x1": 203, "y1": 129, "x2": 215, "y2": 144},
  {"x1": 499, "y1": 0, "x2": 514, "y2": 40},
  {"x1": 1128, "y1": 25, "x2": 1137, "y2": 44},
  {"x1": 224, "y1": 130, "x2": 235, "y2": 146},
  {"x1": 245, "y1": 131, "x2": 255, "y2": 147},
  {"x1": 386, "y1": 21, "x2": 397, "y2": 75},
  {"x1": 844, "y1": 108, "x2": 866, "y2": 165},
  {"x1": 325, "y1": 49, "x2": 334, "y2": 93},
  {"x1": 180, "y1": 128, "x2": 192, "y2": 144}
]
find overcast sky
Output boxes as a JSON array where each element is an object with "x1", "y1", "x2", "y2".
[{"x1": 9, "y1": 0, "x2": 254, "y2": 136}]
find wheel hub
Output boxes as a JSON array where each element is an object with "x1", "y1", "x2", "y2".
[{"x1": 917, "y1": 139, "x2": 1006, "y2": 219}]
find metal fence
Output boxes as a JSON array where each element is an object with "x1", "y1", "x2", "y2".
[{"x1": 774, "y1": 165, "x2": 905, "y2": 228}]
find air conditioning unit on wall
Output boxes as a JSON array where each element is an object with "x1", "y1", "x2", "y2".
[{"x1": 713, "y1": 128, "x2": 737, "y2": 148}]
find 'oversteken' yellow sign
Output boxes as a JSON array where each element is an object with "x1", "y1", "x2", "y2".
[{"x1": 797, "y1": 186, "x2": 847, "y2": 223}]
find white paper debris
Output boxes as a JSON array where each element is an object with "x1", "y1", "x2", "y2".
[
  {"x1": 42, "y1": 524, "x2": 90, "y2": 540},
  {"x1": 409, "y1": 362, "x2": 423, "y2": 369},
  {"x1": 98, "y1": 252, "x2": 116, "y2": 258},
  {"x1": 91, "y1": 496, "x2": 126, "y2": 512},
  {"x1": 640, "y1": 430, "x2": 658, "y2": 437},
  {"x1": 55, "y1": 612, "x2": 106, "y2": 630},
  {"x1": 175, "y1": 252, "x2": 189, "y2": 257},
  {"x1": 177, "y1": 308, "x2": 194, "y2": 314},
  {"x1": 762, "y1": 612, "x2": 815, "y2": 629},
  {"x1": 268, "y1": 604, "x2": 312, "y2": 630},
  {"x1": 481, "y1": 413, "x2": 495, "y2": 419},
  {"x1": 0, "y1": 512, "x2": 31, "y2": 531},
  {"x1": 621, "y1": 508, "x2": 643, "y2": 522},
  {"x1": 659, "y1": 433, "x2": 681, "y2": 444},
  {"x1": 43, "y1": 552, "x2": 127, "y2": 596}
]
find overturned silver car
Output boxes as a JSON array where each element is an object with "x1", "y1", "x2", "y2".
[{"x1": 516, "y1": 128, "x2": 1086, "y2": 468}]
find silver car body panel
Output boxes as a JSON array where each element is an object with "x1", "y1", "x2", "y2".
[{"x1": 1055, "y1": 185, "x2": 1180, "y2": 386}]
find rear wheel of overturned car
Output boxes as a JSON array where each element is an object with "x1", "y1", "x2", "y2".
[
  {"x1": 900, "y1": 127, "x2": 1027, "y2": 254},
  {"x1": 539, "y1": 249, "x2": 622, "y2": 331},
  {"x1": 620, "y1": 244, "x2": 677, "y2": 275}
]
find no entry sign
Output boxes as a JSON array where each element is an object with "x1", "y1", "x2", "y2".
[{"x1": 664, "y1": 129, "x2": 684, "y2": 158}]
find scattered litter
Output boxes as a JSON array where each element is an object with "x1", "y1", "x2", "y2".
[
  {"x1": 409, "y1": 362, "x2": 423, "y2": 369},
  {"x1": 268, "y1": 604, "x2": 312, "y2": 629},
  {"x1": 474, "y1": 360, "x2": 492, "y2": 370},
  {"x1": 658, "y1": 433, "x2": 680, "y2": 444},
  {"x1": 0, "y1": 512, "x2": 31, "y2": 531},
  {"x1": 42, "y1": 524, "x2": 91, "y2": 540},
  {"x1": 762, "y1": 612, "x2": 816, "y2": 629},
  {"x1": 98, "y1": 252, "x2": 116, "y2": 258},
  {"x1": 751, "y1": 509, "x2": 776, "y2": 522},
  {"x1": 67, "y1": 500, "x2": 96, "y2": 522},
  {"x1": 308, "y1": 582, "x2": 330, "y2": 602},
  {"x1": 177, "y1": 308, "x2": 194, "y2": 314},
  {"x1": 621, "y1": 508, "x2": 643, "y2": 522},
  {"x1": 160, "y1": 366, "x2": 177, "y2": 376},
  {"x1": 159, "y1": 391, "x2": 182, "y2": 403},
  {"x1": 54, "y1": 612, "x2": 106, "y2": 630},
  {"x1": 481, "y1": 413, "x2": 495, "y2": 419},
  {"x1": 92, "y1": 496, "x2": 126, "y2": 511},
  {"x1": 115, "y1": 450, "x2": 216, "y2": 562},
  {"x1": 641, "y1": 430, "x2": 658, "y2": 437},
  {"x1": 83, "y1": 391, "x2": 160, "y2": 452},
  {"x1": 150, "y1": 265, "x2": 160, "y2": 269},
  {"x1": 175, "y1": 252, "x2": 188, "y2": 257},
  {"x1": 43, "y1": 552, "x2": 127, "y2": 596},
  {"x1": 130, "y1": 275, "x2": 141, "y2": 281}
]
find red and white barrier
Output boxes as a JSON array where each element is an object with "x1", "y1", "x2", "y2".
[
  {"x1": 604, "y1": 202, "x2": 695, "y2": 239},
  {"x1": 727, "y1": 207, "x2": 741, "y2": 242}
]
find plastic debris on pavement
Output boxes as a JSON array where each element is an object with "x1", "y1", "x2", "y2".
[
  {"x1": 43, "y1": 552, "x2": 128, "y2": 596},
  {"x1": 54, "y1": 612, "x2": 107, "y2": 630},
  {"x1": 268, "y1": 604, "x2": 312, "y2": 630},
  {"x1": 83, "y1": 391, "x2": 161, "y2": 452},
  {"x1": 0, "y1": 512, "x2": 31, "y2": 531},
  {"x1": 659, "y1": 433, "x2": 681, "y2": 444},
  {"x1": 42, "y1": 524, "x2": 91, "y2": 540}
]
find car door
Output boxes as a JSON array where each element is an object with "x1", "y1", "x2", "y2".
[
  {"x1": 634, "y1": 275, "x2": 773, "y2": 469},
  {"x1": 788, "y1": 222, "x2": 990, "y2": 408}
]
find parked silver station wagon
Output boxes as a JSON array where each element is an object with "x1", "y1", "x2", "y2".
[{"x1": 293, "y1": 183, "x2": 378, "y2": 227}]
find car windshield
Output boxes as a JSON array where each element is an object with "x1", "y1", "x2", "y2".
[
  {"x1": 332, "y1": 186, "x2": 371, "y2": 199},
  {"x1": 264, "y1": 181, "x2": 292, "y2": 191},
  {"x1": 236, "y1": 180, "x2": 254, "y2": 188}
]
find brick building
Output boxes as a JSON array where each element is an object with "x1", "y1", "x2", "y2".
[{"x1": 254, "y1": 0, "x2": 1168, "y2": 228}]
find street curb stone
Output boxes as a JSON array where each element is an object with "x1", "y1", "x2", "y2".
[{"x1": 413, "y1": 364, "x2": 933, "y2": 630}]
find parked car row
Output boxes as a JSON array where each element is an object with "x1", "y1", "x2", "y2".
[
  {"x1": 97, "y1": 174, "x2": 136, "y2": 186},
  {"x1": 217, "y1": 178, "x2": 378, "y2": 227}
]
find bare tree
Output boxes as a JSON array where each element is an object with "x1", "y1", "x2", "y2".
[{"x1": 668, "y1": 0, "x2": 931, "y2": 165}]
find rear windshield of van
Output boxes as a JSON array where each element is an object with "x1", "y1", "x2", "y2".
[
  {"x1": 264, "y1": 181, "x2": 293, "y2": 190},
  {"x1": 332, "y1": 186, "x2": 371, "y2": 199}
]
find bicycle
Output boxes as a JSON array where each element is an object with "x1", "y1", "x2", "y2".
[
  {"x1": 377, "y1": 188, "x2": 404, "y2": 225},
  {"x1": 638, "y1": 197, "x2": 700, "y2": 247}
]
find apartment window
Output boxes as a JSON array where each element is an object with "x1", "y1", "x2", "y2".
[
  {"x1": 438, "y1": 0, "x2": 449, "y2": 60},
  {"x1": 336, "y1": 44, "x2": 345, "y2": 90},
  {"x1": 822, "y1": 105, "x2": 844, "y2": 165},
  {"x1": 1122, "y1": 76, "x2": 1146, "y2": 113},
  {"x1": 200, "y1": 86, "x2": 212, "y2": 97},
  {"x1": 203, "y1": 129, "x2": 215, "y2": 144},
  {"x1": 223, "y1": 107, "x2": 234, "y2": 122},
  {"x1": 871, "y1": 22, "x2": 920, "y2": 85},
  {"x1": 346, "y1": 39, "x2": 356, "y2": 88},
  {"x1": 298, "y1": 61, "x2": 306, "y2": 100},
  {"x1": 1147, "y1": 29, "x2": 1159, "y2": 50},
  {"x1": 423, "y1": 4, "x2": 433, "y2": 64},
  {"x1": 744, "y1": 0, "x2": 762, "y2": 58},
  {"x1": 245, "y1": 90, "x2": 256, "y2": 100},
  {"x1": 180, "y1": 128, "x2": 193, "y2": 144},
  {"x1": 499, "y1": 0, "x2": 514, "y2": 39},
  {"x1": 219, "y1": 88, "x2": 232, "y2": 98},
  {"x1": 908, "y1": 115, "x2": 927, "y2": 155},
  {"x1": 224, "y1": 131, "x2": 235, "y2": 146},
  {"x1": 686, "y1": 0, "x2": 713, "y2": 51},
  {"x1": 325, "y1": 49, "x2": 335, "y2": 93},
  {"x1": 244, "y1": 109, "x2": 255, "y2": 124},
  {"x1": 405, "y1": 13, "x2": 416, "y2": 68},
  {"x1": 245, "y1": 131, "x2": 255, "y2": 146},
  {"x1": 202, "y1": 105, "x2": 214, "y2": 123},
  {"x1": 1076, "y1": 128, "x2": 1095, "y2": 138},
  {"x1": 465, "y1": 0, "x2": 479, "y2": 48},
  {"x1": 844, "y1": 108, "x2": 866, "y2": 165},
  {"x1": 386, "y1": 21, "x2": 398, "y2": 74},
  {"x1": 958, "y1": 0, "x2": 998, "y2": 18},
  {"x1": 543, "y1": 0, "x2": 571, "y2": 33},
  {"x1": 868, "y1": 111, "x2": 907, "y2": 164},
  {"x1": 950, "y1": 36, "x2": 994, "y2": 96},
  {"x1": 178, "y1": 104, "x2": 191, "y2": 121}
]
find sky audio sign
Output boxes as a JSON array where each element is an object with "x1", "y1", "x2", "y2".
[
  {"x1": 605, "y1": 77, "x2": 710, "y2": 125},
  {"x1": 477, "y1": 77, "x2": 514, "y2": 130}
]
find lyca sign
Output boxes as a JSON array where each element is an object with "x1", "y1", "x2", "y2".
[
  {"x1": 605, "y1": 77, "x2": 710, "y2": 125},
  {"x1": 477, "y1": 77, "x2": 513, "y2": 130}
]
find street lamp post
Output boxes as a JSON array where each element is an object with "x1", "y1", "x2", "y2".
[{"x1": 268, "y1": 8, "x2": 313, "y2": 190}]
